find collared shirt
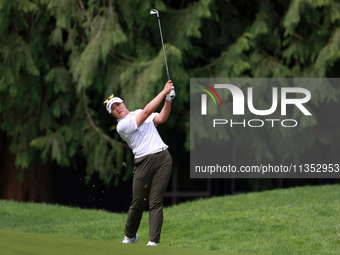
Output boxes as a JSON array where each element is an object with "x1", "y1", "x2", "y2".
[{"x1": 117, "y1": 109, "x2": 168, "y2": 158}]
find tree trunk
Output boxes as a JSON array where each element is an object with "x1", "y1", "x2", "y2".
[{"x1": 0, "y1": 131, "x2": 54, "y2": 203}]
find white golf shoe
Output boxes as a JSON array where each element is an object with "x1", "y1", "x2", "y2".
[
  {"x1": 146, "y1": 241, "x2": 157, "y2": 246},
  {"x1": 122, "y1": 234, "x2": 139, "y2": 244}
]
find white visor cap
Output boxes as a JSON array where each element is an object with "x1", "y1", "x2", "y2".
[{"x1": 106, "y1": 97, "x2": 123, "y2": 114}]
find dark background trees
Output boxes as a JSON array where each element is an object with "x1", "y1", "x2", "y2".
[{"x1": 0, "y1": 0, "x2": 339, "y2": 211}]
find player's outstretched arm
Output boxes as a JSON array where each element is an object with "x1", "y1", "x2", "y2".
[{"x1": 135, "y1": 80, "x2": 174, "y2": 127}]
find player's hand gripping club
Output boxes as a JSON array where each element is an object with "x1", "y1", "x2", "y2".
[{"x1": 164, "y1": 80, "x2": 175, "y2": 101}]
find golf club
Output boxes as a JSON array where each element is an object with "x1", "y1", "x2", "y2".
[{"x1": 150, "y1": 9, "x2": 175, "y2": 100}]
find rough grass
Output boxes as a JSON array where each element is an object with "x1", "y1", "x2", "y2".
[{"x1": 1, "y1": 185, "x2": 340, "y2": 254}]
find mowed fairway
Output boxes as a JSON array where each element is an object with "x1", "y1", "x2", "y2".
[
  {"x1": 0, "y1": 229, "x2": 232, "y2": 255},
  {"x1": 1, "y1": 185, "x2": 340, "y2": 254}
]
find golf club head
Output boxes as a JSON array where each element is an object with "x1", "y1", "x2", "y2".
[{"x1": 150, "y1": 9, "x2": 159, "y2": 17}]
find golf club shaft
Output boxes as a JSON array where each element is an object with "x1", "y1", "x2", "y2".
[
  {"x1": 151, "y1": 9, "x2": 175, "y2": 99},
  {"x1": 156, "y1": 17, "x2": 170, "y2": 81}
]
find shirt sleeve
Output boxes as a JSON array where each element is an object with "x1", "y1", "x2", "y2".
[
  {"x1": 149, "y1": 112, "x2": 158, "y2": 122},
  {"x1": 117, "y1": 115, "x2": 138, "y2": 137},
  {"x1": 117, "y1": 110, "x2": 158, "y2": 137}
]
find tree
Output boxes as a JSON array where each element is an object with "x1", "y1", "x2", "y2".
[{"x1": 0, "y1": 0, "x2": 339, "y2": 197}]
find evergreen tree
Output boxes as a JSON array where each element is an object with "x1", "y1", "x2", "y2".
[{"x1": 0, "y1": 0, "x2": 339, "y2": 188}]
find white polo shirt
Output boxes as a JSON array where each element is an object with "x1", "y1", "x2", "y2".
[{"x1": 117, "y1": 109, "x2": 168, "y2": 158}]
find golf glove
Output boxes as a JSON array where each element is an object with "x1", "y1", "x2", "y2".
[{"x1": 166, "y1": 90, "x2": 175, "y2": 101}]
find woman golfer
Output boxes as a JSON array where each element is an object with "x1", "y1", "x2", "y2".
[{"x1": 104, "y1": 80, "x2": 174, "y2": 246}]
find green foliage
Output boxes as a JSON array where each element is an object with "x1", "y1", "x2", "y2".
[{"x1": 0, "y1": 0, "x2": 340, "y2": 185}]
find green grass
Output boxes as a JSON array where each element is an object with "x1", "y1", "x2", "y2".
[
  {"x1": 0, "y1": 229, "x2": 231, "y2": 255},
  {"x1": 1, "y1": 185, "x2": 340, "y2": 254}
]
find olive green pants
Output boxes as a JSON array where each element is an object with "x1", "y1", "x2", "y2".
[{"x1": 124, "y1": 150, "x2": 172, "y2": 243}]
